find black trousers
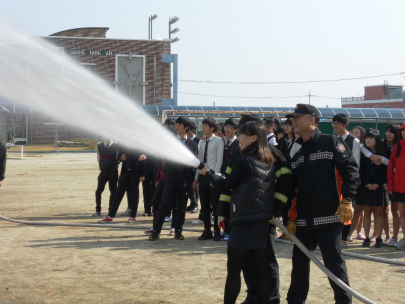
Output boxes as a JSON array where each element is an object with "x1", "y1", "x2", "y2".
[
  {"x1": 243, "y1": 224, "x2": 280, "y2": 304},
  {"x1": 287, "y1": 226, "x2": 352, "y2": 304},
  {"x1": 95, "y1": 169, "x2": 118, "y2": 213},
  {"x1": 153, "y1": 176, "x2": 190, "y2": 233},
  {"x1": 142, "y1": 171, "x2": 156, "y2": 213},
  {"x1": 342, "y1": 224, "x2": 351, "y2": 241},
  {"x1": 188, "y1": 182, "x2": 199, "y2": 209},
  {"x1": 199, "y1": 175, "x2": 221, "y2": 232},
  {"x1": 152, "y1": 179, "x2": 165, "y2": 227},
  {"x1": 108, "y1": 171, "x2": 140, "y2": 218}
]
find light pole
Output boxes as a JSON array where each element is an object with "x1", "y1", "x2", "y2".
[
  {"x1": 169, "y1": 16, "x2": 180, "y2": 42},
  {"x1": 148, "y1": 14, "x2": 158, "y2": 39}
]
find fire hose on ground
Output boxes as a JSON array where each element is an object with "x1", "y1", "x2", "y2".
[{"x1": 2, "y1": 214, "x2": 404, "y2": 303}]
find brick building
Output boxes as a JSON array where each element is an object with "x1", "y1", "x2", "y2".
[
  {"x1": 341, "y1": 84, "x2": 405, "y2": 108},
  {"x1": 44, "y1": 27, "x2": 172, "y2": 105}
]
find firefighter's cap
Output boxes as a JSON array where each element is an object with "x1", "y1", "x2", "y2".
[{"x1": 286, "y1": 104, "x2": 320, "y2": 119}]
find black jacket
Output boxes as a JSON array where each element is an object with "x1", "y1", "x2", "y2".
[
  {"x1": 288, "y1": 128, "x2": 359, "y2": 230},
  {"x1": 218, "y1": 143, "x2": 293, "y2": 218},
  {"x1": 209, "y1": 156, "x2": 275, "y2": 225},
  {"x1": 118, "y1": 147, "x2": 145, "y2": 177},
  {"x1": 0, "y1": 141, "x2": 6, "y2": 181},
  {"x1": 163, "y1": 138, "x2": 198, "y2": 181},
  {"x1": 359, "y1": 153, "x2": 387, "y2": 188}
]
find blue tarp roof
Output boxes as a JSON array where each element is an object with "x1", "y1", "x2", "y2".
[
  {"x1": 1, "y1": 102, "x2": 404, "y2": 118},
  {"x1": 140, "y1": 105, "x2": 405, "y2": 119}
]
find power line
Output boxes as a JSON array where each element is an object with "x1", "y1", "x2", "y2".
[
  {"x1": 178, "y1": 91, "x2": 340, "y2": 99},
  {"x1": 179, "y1": 72, "x2": 404, "y2": 85}
]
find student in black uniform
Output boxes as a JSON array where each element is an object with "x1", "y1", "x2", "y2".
[
  {"x1": 98, "y1": 148, "x2": 145, "y2": 223},
  {"x1": 262, "y1": 117, "x2": 278, "y2": 146},
  {"x1": 355, "y1": 128, "x2": 389, "y2": 248},
  {"x1": 200, "y1": 121, "x2": 276, "y2": 304},
  {"x1": 219, "y1": 118, "x2": 239, "y2": 239},
  {"x1": 149, "y1": 117, "x2": 198, "y2": 240},
  {"x1": 186, "y1": 122, "x2": 201, "y2": 213},
  {"x1": 93, "y1": 139, "x2": 120, "y2": 217},
  {"x1": 278, "y1": 118, "x2": 295, "y2": 162},
  {"x1": 141, "y1": 155, "x2": 156, "y2": 216},
  {"x1": 0, "y1": 140, "x2": 6, "y2": 188}
]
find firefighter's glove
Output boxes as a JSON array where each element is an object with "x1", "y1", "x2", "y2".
[
  {"x1": 285, "y1": 220, "x2": 297, "y2": 243},
  {"x1": 335, "y1": 198, "x2": 353, "y2": 223}
]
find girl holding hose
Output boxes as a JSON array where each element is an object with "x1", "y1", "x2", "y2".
[{"x1": 199, "y1": 121, "x2": 276, "y2": 304}]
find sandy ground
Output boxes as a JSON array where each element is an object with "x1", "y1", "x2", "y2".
[{"x1": 0, "y1": 153, "x2": 404, "y2": 304}]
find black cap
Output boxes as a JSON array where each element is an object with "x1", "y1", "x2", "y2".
[
  {"x1": 234, "y1": 114, "x2": 262, "y2": 129},
  {"x1": 286, "y1": 104, "x2": 320, "y2": 119}
]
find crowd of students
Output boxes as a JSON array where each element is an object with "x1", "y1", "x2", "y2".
[{"x1": 92, "y1": 105, "x2": 405, "y2": 304}]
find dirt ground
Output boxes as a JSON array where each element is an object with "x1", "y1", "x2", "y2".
[{"x1": 0, "y1": 153, "x2": 404, "y2": 304}]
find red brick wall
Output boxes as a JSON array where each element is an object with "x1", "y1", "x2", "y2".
[
  {"x1": 43, "y1": 36, "x2": 172, "y2": 105},
  {"x1": 364, "y1": 86, "x2": 385, "y2": 100}
]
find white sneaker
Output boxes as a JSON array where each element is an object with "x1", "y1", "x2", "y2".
[
  {"x1": 346, "y1": 236, "x2": 353, "y2": 242},
  {"x1": 164, "y1": 216, "x2": 171, "y2": 222},
  {"x1": 192, "y1": 219, "x2": 204, "y2": 226},
  {"x1": 121, "y1": 208, "x2": 131, "y2": 216},
  {"x1": 395, "y1": 238, "x2": 405, "y2": 250},
  {"x1": 169, "y1": 228, "x2": 175, "y2": 236},
  {"x1": 388, "y1": 237, "x2": 398, "y2": 247}
]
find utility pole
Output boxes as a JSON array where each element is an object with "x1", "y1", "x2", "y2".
[{"x1": 304, "y1": 90, "x2": 315, "y2": 105}]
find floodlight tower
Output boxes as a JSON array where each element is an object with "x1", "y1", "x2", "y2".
[
  {"x1": 169, "y1": 16, "x2": 180, "y2": 43},
  {"x1": 148, "y1": 14, "x2": 158, "y2": 39}
]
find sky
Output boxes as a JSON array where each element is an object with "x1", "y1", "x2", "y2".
[{"x1": 1, "y1": 0, "x2": 405, "y2": 108}]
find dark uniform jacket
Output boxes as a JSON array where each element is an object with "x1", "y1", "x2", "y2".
[
  {"x1": 209, "y1": 156, "x2": 275, "y2": 225},
  {"x1": 117, "y1": 147, "x2": 146, "y2": 177},
  {"x1": 288, "y1": 128, "x2": 359, "y2": 230},
  {"x1": 218, "y1": 143, "x2": 293, "y2": 218},
  {"x1": 0, "y1": 141, "x2": 6, "y2": 181}
]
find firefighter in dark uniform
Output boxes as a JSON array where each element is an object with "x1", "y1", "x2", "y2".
[
  {"x1": 218, "y1": 114, "x2": 293, "y2": 304},
  {"x1": 285, "y1": 104, "x2": 358, "y2": 304},
  {"x1": 0, "y1": 140, "x2": 6, "y2": 188}
]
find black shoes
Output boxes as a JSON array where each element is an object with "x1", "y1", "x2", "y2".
[
  {"x1": 240, "y1": 292, "x2": 256, "y2": 304},
  {"x1": 198, "y1": 230, "x2": 213, "y2": 240},
  {"x1": 149, "y1": 231, "x2": 160, "y2": 241},
  {"x1": 375, "y1": 237, "x2": 383, "y2": 248},
  {"x1": 186, "y1": 205, "x2": 199, "y2": 213},
  {"x1": 213, "y1": 231, "x2": 221, "y2": 241},
  {"x1": 362, "y1": 237, "x2": 371, "y2": 247},
  {"x1": 142, "y1": 212, "x2": 153, "y2": 216},
  {"x1": 175, "y1": 232, "x2": 185, "y2": 240}
]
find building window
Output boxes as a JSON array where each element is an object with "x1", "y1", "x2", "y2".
[
  {"x1": 383, "y1": 105, "x2": 391, "y2": 108},
  {"x1": 81, "y1": 63, "x2": 95, "y2": 71},
  {"x1": 373, "y1": 106, "x2": 379, "y2": 108}
]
